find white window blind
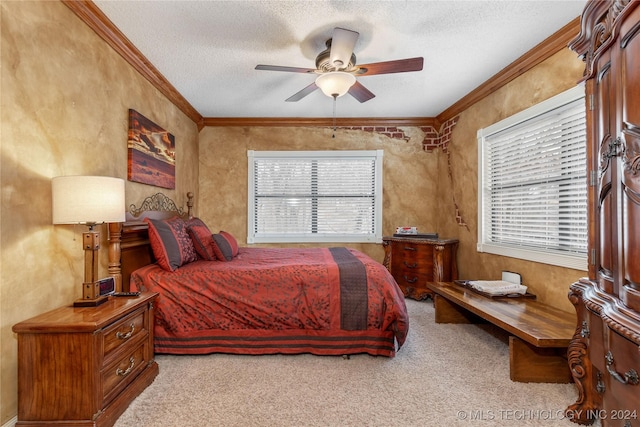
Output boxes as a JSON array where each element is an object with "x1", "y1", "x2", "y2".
[
  {"x1": 477, "y1": 86, "x2": 587, "y2": 270},
  {"x1": 247, "y1": 150, "x2": 383, "y2": 243}
]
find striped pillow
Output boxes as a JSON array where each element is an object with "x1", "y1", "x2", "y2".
[
  {"x1": 145, "y1": 217, "x2": 198, "y2": 271},
  {"x1": 211, "y1": 231, "x2": 239, "y2": 261}
]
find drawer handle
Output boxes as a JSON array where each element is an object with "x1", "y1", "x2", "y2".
[
  {"x1": 605, "y1": 351, "x2": 639, "y2": 385},
  {"x1": 403, "y1": 275, "x2": 418, "y2": 284},
  {"x1": 403, "y1": 246, "x2": 416, "y2": 251},
  {"x1": 116, "y1": 356, "x2": 136, "y2": 377},
  {"x1": 403, "y1": 261, "x2": 417, "y2": 268},
  {"x1": 116, "y1": 323, "x2": 135, "y2": 340}
]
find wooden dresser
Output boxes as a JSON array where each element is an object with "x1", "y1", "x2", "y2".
[
  {"x1": 12, "y1": 292, "x2": 159, "y2": 427},
  {"x1": 382, "y1": 236, "x2": 458, "y2": 300},
  {"x1": 566, "y1": 1, "x2": 640, "y2": 425}
]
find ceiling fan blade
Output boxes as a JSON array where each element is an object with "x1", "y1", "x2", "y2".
[
  {"x1": 285, "y1": 82, "x2": 319, "y2": 102},
  {"x1": 354, "y1": 57, "x2": 424, "y2": 76},
  {"x1": 255, "y1": 64, "x2": 316, "y2": 73},
  {"x1": 348, "y1": 81, "x2": 375, "y2": 103},
  {"x1": 330, "y1": 27, "x2": 359, "y2": 69}
]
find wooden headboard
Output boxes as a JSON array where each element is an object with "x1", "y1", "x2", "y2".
[{"x1": 108, "y1": 192, "x2": 193, "y2": 292}]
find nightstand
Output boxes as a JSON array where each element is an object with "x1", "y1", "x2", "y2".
[
  {"x1": 12, "y1": 292, "x2": 159, "y2": 427},
  {"x1": 382, "y1": 236, "x2": 458, "y2": 300}
]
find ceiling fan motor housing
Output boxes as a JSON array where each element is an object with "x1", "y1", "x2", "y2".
[{"x1": 316, "y1": 39, "x2": 357, "y2": 72}]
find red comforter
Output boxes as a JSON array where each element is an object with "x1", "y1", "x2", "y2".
[{"x1": 130, "y1": 247, "x2": 408, "y2": 357}]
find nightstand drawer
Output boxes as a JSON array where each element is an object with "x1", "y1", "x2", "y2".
[
  {"x1": 396, "y1": 267, "x2": 430, "y2": 286},
  {"x1": 103, "y1": 306, "x2": 148, "y2": 360},
  {"x1": 102, "y1": 340, "x2": 149, "y2": 405}
]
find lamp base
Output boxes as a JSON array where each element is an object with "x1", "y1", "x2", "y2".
[{"x1": 74, "y1": 295, "x2": 109, "y2": 307}]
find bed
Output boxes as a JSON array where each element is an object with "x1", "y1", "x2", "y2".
[{"x1": 108, "y1": 193, "x2": 409, "y2": 357}]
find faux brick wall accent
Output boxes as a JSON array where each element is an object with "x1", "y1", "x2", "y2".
[
  {"x1": 418, "y1": 116, "x2": 469, "y2": 230},
  {"x1": 420, "y1": 116, "x2": 458, "y2": 153},
  {"x1": 342, "y1": 126, "x2": 411, "y2": 142},
  {"x1": 439, "y1": 117, "x2": 469, "y2": 230}
]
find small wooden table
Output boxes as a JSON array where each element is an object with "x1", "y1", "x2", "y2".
[{"x1": 426, "y1": 281, "x2": 576, "y2": 383}]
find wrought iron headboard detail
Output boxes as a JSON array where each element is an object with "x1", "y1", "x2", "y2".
[{"x1": 128, "y1": 192, "x2": 194, "y2": 218}]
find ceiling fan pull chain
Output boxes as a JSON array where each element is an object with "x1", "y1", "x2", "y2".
[{"x1": 332, "y1": 94, "x2": 337, "y2": 138}]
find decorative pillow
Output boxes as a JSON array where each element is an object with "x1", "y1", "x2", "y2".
[
  {"x1": 145, "y1": 216, "x2": 198, "y2": 271},
  {"x1": 211, "y1": 231, "x2": 239, "y2": 261},
  {"x1": 186, "y1": 217, "x2": 216, "y2": 261}
]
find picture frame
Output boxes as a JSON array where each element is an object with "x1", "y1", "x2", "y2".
[{"x1": 127, "y1": 109, "x2": 175, "y2": 189}]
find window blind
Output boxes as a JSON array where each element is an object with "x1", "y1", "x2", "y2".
[
  {"x1": 477, "y1": 86, "x2": 587, "y2": 269},
  {"x1": 248, "y1": 150, "x2": 383, "y2": 243}
]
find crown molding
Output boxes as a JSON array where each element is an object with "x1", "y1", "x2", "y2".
[
  {"x1": 202, "y1": 117, "x2": 439, "y2": 128},
  {"x1": 436, "y1": 17, "x2": 581, "y2": 124},
  {"x1": 62, "y1": 0, "x2": 204, "y2": 127},
  {"x1": 65, "y1": 1, "x2": 580, "y2": 130}
]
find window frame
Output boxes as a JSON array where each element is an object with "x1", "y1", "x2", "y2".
[
  {"x1": 477, "y1": 85, "x2": 587, "y2": 270},
  {"x1": 247, "y1": 150, "x2": 383, "y2": 244}
]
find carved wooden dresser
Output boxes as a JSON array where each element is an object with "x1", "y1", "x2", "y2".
[
  {"x1": 566, "y1": 1, "x2": 640, "y2": 425},
  {"x1": 382, "y1": 236, "x2": 458, "y2": 300}
]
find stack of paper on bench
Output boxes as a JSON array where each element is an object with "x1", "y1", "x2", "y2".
[{"x1": 467, "y1": 280, "x2": 528, "y2": 296}]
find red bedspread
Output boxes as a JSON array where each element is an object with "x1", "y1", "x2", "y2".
[{"x1": 130, "y1": 247, "x2": 408, "y2": 357}]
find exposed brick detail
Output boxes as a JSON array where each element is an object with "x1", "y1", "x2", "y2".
[
  {"x1": 439, "y1": 117, "x2": 469, "y2": 230},
  {"x1": 417, "y1": 117, "x2": 469, "y2": 229},
  {"x1": 336, "y1": 126, "x2": 411, "y2": 142},
  {"x1": 419, "y1": 116, "x2": 459, "y2": 153}
]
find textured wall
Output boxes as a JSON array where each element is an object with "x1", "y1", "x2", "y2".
[
  {"x1": 0, "y1": 2, "x2": 199, "y2": 422},
  {"x1": 198, "y1": 125, "x2": 441, "y2": 262},
  {"x1": 436, "y1": 48, "x2": 588, "y2": 311}
]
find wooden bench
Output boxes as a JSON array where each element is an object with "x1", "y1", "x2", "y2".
[{"x1": 425, "y1": 281, "x2": 577, "y2": 383}]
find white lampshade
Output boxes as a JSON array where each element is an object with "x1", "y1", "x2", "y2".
[
  {"x1": 315, "y1": 71, "x2": 356, "y2": 98},
  {"x1": 52, "y1": 176, "x2": 126, "y2": 225}
]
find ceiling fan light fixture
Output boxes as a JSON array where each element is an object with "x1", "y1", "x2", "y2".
[{"x1": 315, "y1": 71, "x2": 356, "y2": 98}]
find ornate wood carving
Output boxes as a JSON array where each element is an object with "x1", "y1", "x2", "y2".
[
  {"x1": 128, "y1": 192, "x2": 194, "y2": 218},
  {"x1": 566, "y1": 283, "x2": 601, "y2": 425}
]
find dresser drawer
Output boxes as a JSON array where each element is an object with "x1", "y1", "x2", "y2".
[
  {"x1": 103, "y1": 306, "x2": 148, "y2": 360},
  {"x1": 395, "y1": 267, "x2": 430, "y2": 286},
  {"x1": 602, "y1": 329, "x2": 640, "y2": 420},
  {"x1": 102, "y1": 340, "x2": 150, "y2": 405},
  {"x1": 391, "y1": 242, "x2": 432, "y2": 269}
]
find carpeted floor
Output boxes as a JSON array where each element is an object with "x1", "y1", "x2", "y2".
[{"x1": 115, "y1": 299, "x2": 580, "y2": 427}]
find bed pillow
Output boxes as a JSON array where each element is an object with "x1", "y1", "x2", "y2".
[
  {"x1": 211, "y1": 231, "x2": 239, "y2": 261},
  {"x1": 186, "y1": 217, "x2": 216, "y2": 261},
  {"x1": 145, "y1": 216, "x2": 198, "y2": 271}
]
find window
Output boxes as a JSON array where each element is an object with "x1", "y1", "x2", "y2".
[
  {"x1": 477, "y1": 85, "x2": 587, "y2": 270},
  {"x1": 248, "y1": 150, "x2": 383, "y2": 243}
]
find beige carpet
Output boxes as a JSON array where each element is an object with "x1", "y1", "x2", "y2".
[{"x1": 115, "y1": 299, "x2": 579, "y2": 427}]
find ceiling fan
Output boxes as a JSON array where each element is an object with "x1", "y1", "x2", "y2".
[{"x1": 255, "y1": 27, "x2": 424, "y2": 103}]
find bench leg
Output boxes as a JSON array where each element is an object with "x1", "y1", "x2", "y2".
[
  {"x1": 509, "y1": 336, "x2": 572, "y2": 383},
  {"x1": 433, "y1": 295, "x2": 482, "y2": 324}
]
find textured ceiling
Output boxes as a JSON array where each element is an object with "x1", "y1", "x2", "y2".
[{"x1": 93, "y1": 0, "x2": 586, "y2": 119}]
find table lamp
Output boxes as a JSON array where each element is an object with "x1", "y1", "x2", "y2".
[{"x1": 52, "y1": 176, "x2": 126, "y2": 306}]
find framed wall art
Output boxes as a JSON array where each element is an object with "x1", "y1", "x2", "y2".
[{"x1": 127, "y1": 109, "x2": 175, "y2": 189}]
